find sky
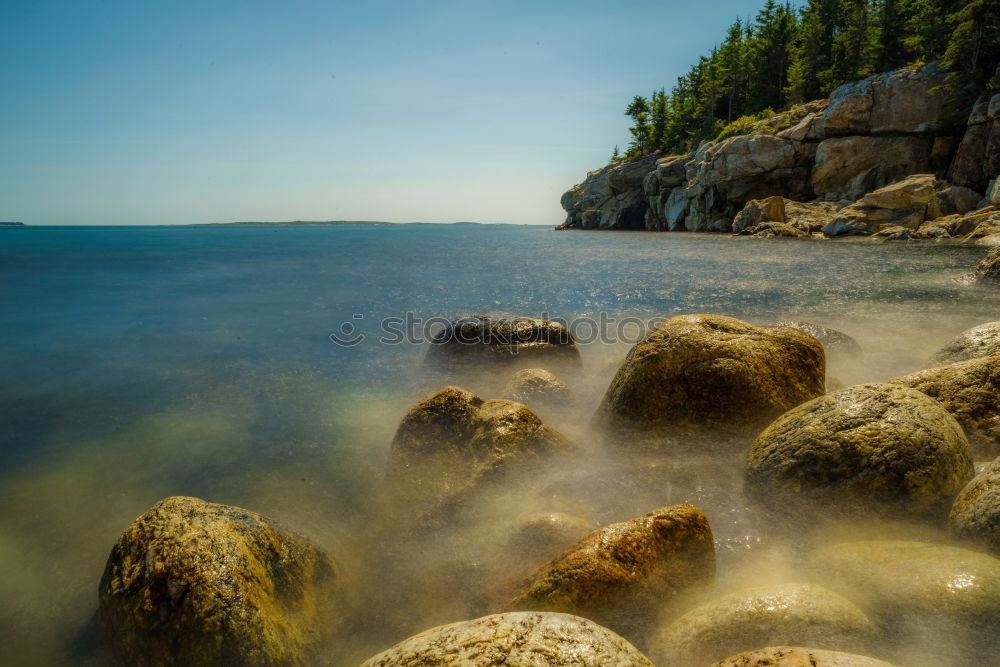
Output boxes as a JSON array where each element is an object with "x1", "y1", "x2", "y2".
[{"x1": 1, "y1": 0, "x2": 764, "y2": 225}]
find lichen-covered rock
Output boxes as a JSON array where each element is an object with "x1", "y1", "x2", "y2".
[
  {"x1": 502, "y1": 504, "x2": 715, "y2": 637},
  {"x1": 950, "y1": 457, "x2": 1000, "y2": 554},
  {"x1": 425, "y1": 315, "x2": 580, "y2": 367},
  {"x1": 712, "y1": 646, "x2": 898, "y2": 667},
  {"x1": 596, "y1": 314, "x2": 824, "y2": 435},
  {"x1": 732, "y1": 196, "x2": 787, "y2": 233},
  {"x1": 928, "y1": 321, "x2": 1000, "y2": 365},
  {"x1": 859, "y1": 173, "x2": 938, "y2": 210},
  {"x1": 889, "y1": 355, "x2": 1000, "y2": 458},
  {"x1": 98, "y1": 496, "x2": 337, "y2": 667},
  {"x1": 504, "y1": 513, "x2": 594, "y2": 565},
  {"x1": 772, "y1": 321, "x2": 861, "y2": 356},
  {"x1": 810, "y1": 540, "x2": 1000, "y2": 662},
  {"x1": 359, "y1": 612, "x2": 654, "y2": 666},
  {"x1": 738, "y1": 222, "x2": 809, "y2": 238},
  {"x1": 649, "y1": 583, "x2": 878, "y2": 666},
  {"x1": 502, "y1": 368, "x2": 569, "y2": 405},
  {"x1": 976, "y1": 247, "x2": 1000, "y2": 284},
  {"x1": 745, "y1": 384, "x2": 973, "y2": 521},
  {"x1": 386, "y1": 387, "x2": 574, "y2": 511}
]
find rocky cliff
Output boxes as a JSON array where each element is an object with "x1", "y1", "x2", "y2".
[{"x1": 560, "y1": 63, "x2": 1000, "y2": 242}]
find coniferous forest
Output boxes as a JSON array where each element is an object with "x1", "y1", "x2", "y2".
[{"x1": 616, "y1": 0, "x2": 1000, "y2": 160}]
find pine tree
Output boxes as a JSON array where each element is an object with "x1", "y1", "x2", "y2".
[
  {"x1": 944, "y1": 0, "x2": 1000, "y2": 92},
  {"x1": 625, "y1": 95, "x2": 652, "y2": 156}
]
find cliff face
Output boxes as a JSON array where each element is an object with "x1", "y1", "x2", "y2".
[{"x1": 560, "y1": 63, "x2": 1000, "y2": 237}]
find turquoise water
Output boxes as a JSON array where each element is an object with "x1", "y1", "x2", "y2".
[{"x1": 1, "y1": 225, "x2": 997, "y2": 664}]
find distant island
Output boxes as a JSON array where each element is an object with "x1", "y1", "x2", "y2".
[
  {"x1": 193, "y1": 220, "x2": 485, "y2": 227},
  {"x1": 0, "y1": 222, "x2": 25, "y2": 226}
]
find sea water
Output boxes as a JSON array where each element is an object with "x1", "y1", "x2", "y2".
[{"x1": 1, "y1": 224, "x2": 997, "y2": 665}]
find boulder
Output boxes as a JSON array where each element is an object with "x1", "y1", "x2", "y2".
[
  {"x1": 810, "y1": 540, "x2": 1000, "y2": 662},
  {"x1": 812, "y1": 136, "x2": 932, "y2": 202},
  {"x1": 425, "y1": 315, "x2": 580, "y2": 367},
  {"x1": 822, "y1": 175, "x2": 939, "y2": 236},
  {"x1": 732, "y1": 196, "x2": 786, "y2": 233},
  {"x1": 504, "y1": 513, "x2": 594, "y2": 565},
  {"x1": 596, "y1": 314, "x2": 825, "y2": 435},
  {"x1": 822, "y1": 62, "x2": 950, "y2": 136},
  {"x1": 649, "y1": 583, "x2": 878, "y2": 666},
  {"x1": 976, "y1": 247, "x2": 1000, "y2": 284},
  {"x1": 502, "y1": 504, "x2": 715, "y2": 637},
  {"x1": 889, "y1": 355, "x2": 1000, "y2": 458},
  {"x1": 928, "y1": 321, "x2": 1000, "y2": 365},
  {"x1": 858, "y1": 174, "x2": 937, "y2": 210},
  {"x1": 738, "y1": 222, "x2": 809, "y2": 239},
  {"x1": 745, "y1": 384, "x2": 973, "y2": 521},
  {"x1": 988, "y1": 178, "x2": 1000, "y2": 206},
  {"x1": 783, "y1": 200, "x2": 842, "y2": 231},
  {"x1": 928, "y1": 184, "x2": 984, "y2": 219},
  {"x1": 712, "y1": 646, "x2": 898, "y2": 667},
  {"x1": 386, "y1": 387, "x2": 574, "y2": 512},
  {"x1": 951, "y1": 457, "x2": 1000, "y2": 555},
  {"x1": 771, "y1": 321, "x2": 861, "y2": 356},
  {"x1": 502, "y1": 368, "x2": 569, "y2": 405},
  {"x1": 359, "y1": 612, "x2": 654, "y2": 666},
  {"x1": 98, "y1": 496, "x2": 338, "y2": 667}
]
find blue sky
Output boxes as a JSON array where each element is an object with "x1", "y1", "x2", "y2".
[{"x1": 2, "y1": 0, "x2": 763, "y2": 225}]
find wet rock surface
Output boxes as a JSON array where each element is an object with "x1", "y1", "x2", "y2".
[
  {"x1": 502, "y1": 504, "x2": 715, "y2": 637},
  {"x1": 425, "y1": 315, "x2": 581, "y2": 368},
  {"x1": 502, "y1": 368, "x2": 570, "y2": 405},
  {"x1": 976, "y1": 247, "x2": 1000, "y2": 284},
  {"x1": 649, "y1": 582, "x2": 878, "y2": 666},
  {"x1": 359, "y1": 612, "x2": 654, "y2": 666},
  {"x1": 889, "y1": 355, "x2": 1000, "y2": 458},
  {"x1": 810, "y1": 540, "x2": 1000, "y2": 663},
  {"x1": 504, "y1": 513, "x2": 594, "y2": 565},
  {"x1": 950, "y1": 457, "x2": 1000, "y2": 555},
  {"x1": 711, "y1": 646, "x2": 898, "y2": 667},
  {"x1": 745, "y1": 384, "x2": 973, "y2": 521},
  {"x1": 597, "y1": 314, "x2": 825, "y2": 436},
  {"x1": 771, "y1": 321, "x2": 861, "y2": 356},
  {"x1": 927, "y1": 321, "x2": 1000, "y2": 365},
  {"x1": 98, "y1": 496, "x2": 338, "y2": 667}
]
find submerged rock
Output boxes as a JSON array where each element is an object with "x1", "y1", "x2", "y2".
[
  {"x1": 976, "y1": 247, "x2": 1000, "y2": 284},
  {"x1": 504, "y1": 513, "x2": 594, "y2": 565},
  {"x1": 810, "y1": 540, "x2": 1000, "y2": 662},
  {"x1": 950, "y1": 457, "x2": 1000, "y2": 555},
  {"x1": 502, "y1": 368, "x2": 569, "y2": 405},
  {"x1": 889, "y1": 355, "x2": 1000, "y2": 458},
  {"x1": 927, "y1": 321, "x2": 1000, "y2": 365},
  {"x1": 98, "y1": 496, "x2": 338, "y2": 667},
  {"x1": 596, "y1": 314, "x2": 824, "y2": 436},
  {"x1": 771, "y1": 321, "x2": 861, "y2": 356},
  {"x1": 386, "y1": 386, "x2": 574, "y2": 513},
  {"x1": 712, "y1": 646, "x2": 898, "y2": 667},
  {"x1": 502, "y1": 504, "x2": 715, "y2": 637},
  {"x1": 745, "y1": 384, "x2": 973, "y2": 521},
  {"x1": 425, "y1": 315, "x2": 580, "y2": 368},
  {"x1": 359, "y1": 611, "x2": 654, "y2": 666},
  {"x1": 649, "y1": 583, "x2": 878, "y2": 666}
]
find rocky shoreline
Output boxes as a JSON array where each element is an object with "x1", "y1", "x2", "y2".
[
  {"x1": 91, "y1": 314, "x2": 1000, "y2": 666},
  {"x1": 559, "y1": 63, "x2": 1000, "y2": 246}
]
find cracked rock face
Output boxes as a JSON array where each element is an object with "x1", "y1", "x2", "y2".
[
  {"x1": 649, "y1": 583, "x2": 878, "y2": 666},
  {"x1": 596, "y1": 314, "x2": 825, "y2": 436},
  {"x1": 950, "y1": 457, "x2": 1000, "y2": 555},
  {"x1": 98, "y1": 496, "x2": 338, "y2": 667},
  {"x1": 928, "y1": 321, "x2": 1000, "y2": 366},
  {"x1": 889, "y1": 355, "x2": 1000, "y2": 458},
  {"x1": 359, "y1": 611, "x2": 654, "y2": 666},
  {"x1": 745, "y1": 383, "x2": 973, "y2": 521}
]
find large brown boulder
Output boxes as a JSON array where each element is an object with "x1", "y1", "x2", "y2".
[
  {"x1": 927, "y1": 321, "x2": 1000, "y2": 365},
  {"x1": 596, "y1": 314, "x2": 825, "y2": 435},
  {"x1": 712, "y1": 646, "x2": 898, "y2": 667},
  {"x1": 889, "y1": 355, "x2": 1000, "y2": 458},
  {"x1": 821, "y1": 63, "x2": 950, "y2": 137},
  {"x1": 811, "y1": 136, "x2": 932, "y2": 202},
  {"x1": 359, "y1": 612, "x2": 654, "y2": 666},
  {"x1": 386, "y1": 387, "x2": 574, "y2": 512},
  {"x1": 950, "y1": 457, "x2": 1000, "y2": 555},
  {"x1": 745, "y1": 384, "x2": 973, "y2": 522},
  {"x1": 649, "y1": 583, "x2": 878, "y2": 666},
  {"x1": 810, "y1": 540, "x2": 1000, "y2": 663},
  {"x1": 502, "y1": 504, "x2": 715, "y2": 637},
  {"x1": 98, "y1": 496, "x2": 338, "y2": 667},
  {"x1": 425, "y1": 315, "x2": 580, "y2": 368}
]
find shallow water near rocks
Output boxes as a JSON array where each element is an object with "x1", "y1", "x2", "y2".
[{"x1": 1, "y1": 225, "x2": 998, "y2": 665}]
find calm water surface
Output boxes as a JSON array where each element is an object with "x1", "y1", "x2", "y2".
[{"x1": 1, "y1": 225, "x2": 997, "y2": 665}]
